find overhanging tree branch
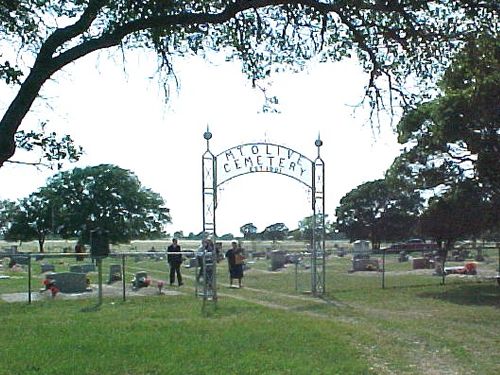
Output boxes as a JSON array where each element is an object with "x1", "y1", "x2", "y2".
[{"x1": 0, "y1": 0, "x2": 495, "y2": 168}]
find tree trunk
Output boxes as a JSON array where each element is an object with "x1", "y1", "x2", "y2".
[
  {"x1": 441, "y1": 239, "x2": 453, "y2": 285},
  {"x1": 370, "y1": 238, "x2": 380, "y2": 250},
  {"x1": 0, "y1": 63, "x2": 57, "y2": 167},
  {"x1": 38, "y1": 237, "x2": 45, "y2": 253},
  {"x1": 0, "y1": 1, "x2": 111, "y2": 167}
]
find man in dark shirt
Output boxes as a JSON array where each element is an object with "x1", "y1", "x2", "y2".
[{"x1": 167, "y1": 238, "x2": 183, "y2": 286}]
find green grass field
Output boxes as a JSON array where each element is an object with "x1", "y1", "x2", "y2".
[{"x1": 1, "y1": 240, "x2": 499, "y2": 375}]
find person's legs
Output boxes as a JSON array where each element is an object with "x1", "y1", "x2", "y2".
[
  {"x1": 169, "y1": 264, "x2": 175, "y2": 285},
  {"x1": 197, "y1": 257, "x2": 203, "y2": 282},
  {"x1": 176, "y1": 264, "x2": 183, "y2": 285}
]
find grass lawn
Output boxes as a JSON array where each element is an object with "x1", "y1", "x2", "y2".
[
  {"x1": 1, "y1": 296, "x2": 369, "y2": 375},
  {"x1": 1, "y1": 242, "x2": 499, "y2": 375}
]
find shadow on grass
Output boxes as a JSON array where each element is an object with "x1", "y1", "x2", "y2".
[
  {"x1": 80, "y1": 303, "x2": 102, "y2": 313},
  {"x1": 417, "y1": 283, "x2": 500, "y2": 307},
  {"x1": 318, "y1": 294, "x2": 346, "y2": 307}
]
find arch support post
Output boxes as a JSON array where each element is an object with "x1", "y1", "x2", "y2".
[
  {"x1": 201, "y1": 129, "x2": 217, "y2": 308},
  {"x1": 311, "y1": 137, "x2": 326, "y2": 296}
]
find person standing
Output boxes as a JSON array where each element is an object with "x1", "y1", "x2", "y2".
[
  {"x1": 167, "y1": 238, "x2": 183, "y2": 286},
  {"x1": 75, "y1": 241, "x2": 85, "y2": 261},
  {"x1": 197, "y1": 238, "x2": 215, "y2": 283},
  {"x1": 225, "y1": 241, "x2": 244, "y2": 288}
]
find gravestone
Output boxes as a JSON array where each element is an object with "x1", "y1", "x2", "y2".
[
  {"x1": 81, "y1": 264, "x2": 96, "y2": 273},
  {"x1": 70, "y1": 263, "x2": 97, "y2": 273},
  {"x1": 270, "y1": 250, "x2": 286, "y2": 271},
  {"x1": 11, "y1": 255, "x2": 30, "y2": 265},
  {"x1": 253, "y1": 251, "x2": 266, "y2": 258},
  {"x1": 132, "y1": 271, "x2": 149, "y2": 289},
  {"x1": 412, "y1": 258, "x2": 430, "y2": 270},
  {"x1": 336, "y1": 247, "x2": 347, "y2": 257},
  {"x1": 353, "y1": 240, "x2": 371, "y2": 259},
  {"x1": 69, "y1": 265, "x2": 83, "y2": 273},
  {"x1": 46, "y1": 272, "x2": 88, "y2": 293},
  {"x1": 108, "y1": 264, "x2": 122, "y2": 283},
  {"x1": 286, "y1": 253, "x2": 301, "y2": 264},
  {"x1": 1, "y1": 245, "x2": 17, "y2": 255},
  {"x1": 186, "y1": 257, "x2": 198, "y2": 268},
  {"x1": 40, "y1": 264, "x2": 55, "y2": 273},
  {"x1": 352, "y1": 258, "x2": 379, "y2": 271}
]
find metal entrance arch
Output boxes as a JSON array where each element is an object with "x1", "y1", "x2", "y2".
[{"x1": 202, "y1": 130, "x2": 326, "y2": 296}]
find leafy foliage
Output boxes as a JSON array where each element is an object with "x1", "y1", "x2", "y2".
[
  {"x1": 261, "y1": 222, "x2": 289, "y2": 242},
  {"x1": 5, "y1": 164, "x2": 171, "y2": 246},
  {"x1": 336, "y1": 179, "x2": 422, "y2": 248},
  {"x1": 4, "y1": 192, "x2": 54, "y2": 252},
  {"x1": 0, "y1": 199, "x2": 16, "y2": 238},
  {"x1": 390, "y1": 32, "x2": 499, "y2": 241},
  {"x1": 420, "y1": 181, "x2": 490, "y2": 251},
  {"x1": 240, "y1": 222, "x2": 257, "y2": 240},
  {"x1": 298, "y1": 214, "x2": 329, "y2": 243},
  {"x1": 13, "y1": 122, "x2": 83, "y2": 170},
  {"x1": 0, "y1": 1, "x2": 497, "y2": 166},
  {"x1": 0, "y1": 59, "x2": 23, "y2": 84},
  {"x1": 173, "y1": 230, "x2": 184, "y2": 239},
  {"x1": 395, "y1": 33, "x2": 499, "y2": 195}
]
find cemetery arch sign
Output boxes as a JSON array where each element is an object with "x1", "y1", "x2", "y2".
[{"x1": 201, "y1": 130, "x2": 326, "y2": 296}]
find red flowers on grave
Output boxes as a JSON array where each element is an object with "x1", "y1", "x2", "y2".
[
  {"x1": 43, "y1": 278, "x2": 59, "y2": 298},
  {"x1": 157, "y1": 280, "x2": 165, "y2": 294},
  {"x1": 50, "y1": 285, "x2": 60, "y2": 298}
]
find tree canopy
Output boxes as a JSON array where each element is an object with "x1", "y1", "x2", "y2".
[
  {"x1": 419, "y1": 180, "x2": 489, "y2": 251},
  {"x1": 3, "y1": 164, "x2": 171, "y2": 249},
  {"x1": 336, "y1": 178, "x2": 421, "y2": 248},
  {"x1": 298, "y1": 213, "x2": 329, "y2": 243},
  {"x1": 4, "y1": 191, "x2": 54, "y2": 251},
  {"x1": 387, "y1": 32, "x2": 499, "y2": 240},
  {"x1": 240, "y1": 222, "x2": 257, "y2": 239},
  {"x1": 394, "y1": 33, "x2": 499, "y2": 195},
  {"x1": 0, "y1": 199, "x2": 16, "y2": 238},
  {"x1": 1, "y1": 0, "x2": 497, "y2": 167},
  {"x1": 261, "y1": 222, "x2": 289, "y2": 242}
]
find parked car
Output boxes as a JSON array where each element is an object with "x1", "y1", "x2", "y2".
[{"x1": 384, "y1": 239, "x2": 438, "y2": 254}]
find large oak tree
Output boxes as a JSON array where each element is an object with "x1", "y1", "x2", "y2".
[
  {"x1": 4, "y1": 191, "x2": 54, "y2": 252},
  {"x1": 1, "y1": 1, "x2": 496, "y2": 167},
  {"x1": 336, "y1": 178, "x2": 422, "y2": 248},
  {"x1": 387, "y1": 33, "x2": 499, "y2": 238},
  {"x1": 394, "y1": 33, "x2": 499, "y2": 195},
  {"x1": 4, "y1": 164, "x2": 171, "y2": 250}
]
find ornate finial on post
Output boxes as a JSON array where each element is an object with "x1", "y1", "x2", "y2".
[
  {"x1": 315, "y1": 133, "x2": 323, "y2": 157},
  {"x1": 203, "y1": 125, "x2": 212, "y2": 150}
]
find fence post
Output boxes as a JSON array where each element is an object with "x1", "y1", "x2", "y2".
[
  {"x1": 122, "y1": 254, "x2": 126, "y2": 302},
  {"x1": 382, "y1": 249, "x2": 386, "y2": 290},
  {"x1": 497, "y1": 246, "x2": 499, "y2": 286},
  {"x1": 28, "y1": 255, "x2": 32, "y2": 304},
  {"x1": 97, "y1": 258, "x2": 103, "y2": 306},
  {"x1": 295, "y1": 261, "x2": 298, "y2": 292}
]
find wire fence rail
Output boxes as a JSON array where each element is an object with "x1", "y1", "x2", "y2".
[
  {"x1": 0, "y1": 251, "x2": 199, "y2": 305},
  {"x1": 1, "y1": 245, "x2": 499, "y2": 307}
]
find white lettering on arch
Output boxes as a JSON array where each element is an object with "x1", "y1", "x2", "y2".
[{"x1": 216, "y1": 143, "x2": 313, "y2": 188}]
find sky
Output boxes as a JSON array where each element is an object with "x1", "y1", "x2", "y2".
[{"x1": 0, "y1": 50, "x2": 402, "y2": 236}]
